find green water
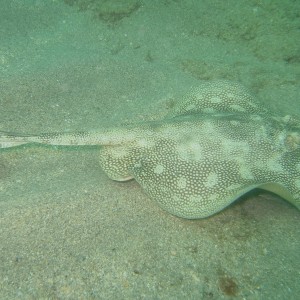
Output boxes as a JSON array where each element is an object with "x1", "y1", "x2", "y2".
[{"x1": 0, "y1": 0, "x2": 299, "y2": 299}]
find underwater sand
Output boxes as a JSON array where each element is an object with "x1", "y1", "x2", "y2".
[{"x1": 0, "y1": 0, "x2": 299, "y2": 299}]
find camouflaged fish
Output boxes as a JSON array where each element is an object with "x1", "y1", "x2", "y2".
[{"x1": 1, "y1": 81, "x2": 299, "y2": 218}]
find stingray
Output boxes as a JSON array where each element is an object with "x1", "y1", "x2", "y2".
[{"x1": 1, "y1": 81, "x2": 299, "y2": 218}]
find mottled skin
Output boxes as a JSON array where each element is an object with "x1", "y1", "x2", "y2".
[{"x1": 1, "y1": 81, "x2": 299, "y2": 218}]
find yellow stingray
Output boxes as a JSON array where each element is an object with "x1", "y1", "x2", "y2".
[{"x1": 1, "y1": 81, "x2": 299, "y2": 218}]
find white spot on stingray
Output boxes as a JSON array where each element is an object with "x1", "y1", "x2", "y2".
[
  {"x1": 137, "y1": 138, "x2": 148, "y2": 148},
  {"x1": 195, "y1": 92, "x2": 204, "y2": 99},
  {"x1": 210, "y1": 96, "x2": 222, "y2": 104},
  {"x1": 202, "y1": 121, "x2": 216, "y2": 134},
  {"x1": 110, "y1": 146, "x2": 129, "y2": 158},
  {"x1": 207, "y1": 194, "x2": 218, "y2": 202},
  {"x1": 133, "y1": 162, "x2": 142, "y2": 169},
  {"x1": 295, "y1": 179, "x2": 300, "y2": 189},
  {"x1": 177, "y1": 176, "x2": 187, "y2": 189},
  {"x1": 296, "y1": 163, "x2": 300, "y2": 172},
  {"x1": 230, "y1": 120, "x2": 240, "y2": 126},
  {"x1": 154, "y1": 164, "x2": 164, "y2": 175},
  {"x1": 267, "y1": 155, "x2": 284, "y2": 173},
  {"x1": 229, "y1": 104, "x2": 246, "y2": 112},
  {"x1": 189, "y1": 142, "x2": 203, "y2": 160},
  {"x1": 185, "y1": 103, "x2": 196, "y2": 111},
  {"x1": 239, "y1": 164, "x2": 254, "y2": 180},
  {"x1": 177, "y1": 142, "x2": 203, "y2": 161},
  {"x1": 204, "y1": 172, "x2": 218, "y2": 188},
  {"x1": 226, "y1": 92, "x2": 235, "y2": 99}
]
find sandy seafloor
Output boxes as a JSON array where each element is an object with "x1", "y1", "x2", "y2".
[{"x1": 0, "y1": 0, "x2": 299, "y2": 299}]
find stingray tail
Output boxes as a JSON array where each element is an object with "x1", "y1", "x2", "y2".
[
  {"x1": 0, "y1": 131, "x2": 33, "y2": 148},
  {"x1": 0, "y1": 127, "x2": 139, "y2": 148}
]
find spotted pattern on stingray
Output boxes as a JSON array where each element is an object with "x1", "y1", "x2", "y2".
[{"x1": 0, "y1": 80, "x2": 299, "y2": 218}]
